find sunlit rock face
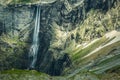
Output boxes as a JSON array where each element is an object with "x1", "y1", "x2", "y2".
[{"x1": 0, "y1": 0, "x2": 119, "y2": 76}]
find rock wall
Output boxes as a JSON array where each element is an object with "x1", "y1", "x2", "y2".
[
  {"x1": 0, "y1": 5, "x2": 35, "y2": 71},
  {"x1": 0, "y1": 0, "x2": 119, "y2": 76}
]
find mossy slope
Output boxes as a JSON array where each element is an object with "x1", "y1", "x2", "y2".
[{"x1": 63, "y1": 30, "x2": 120, "y2": 80}]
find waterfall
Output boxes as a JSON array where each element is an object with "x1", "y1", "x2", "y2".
[{"x1": 29, "y1": 5, "x2": 41, "y2": 69}]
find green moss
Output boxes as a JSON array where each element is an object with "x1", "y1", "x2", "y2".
[
  {"x1": 96, "y1": 54, "x2": 120, "y2": 67},
  {"x1": 79, "y1": 40, "x2": 120, "y2": 65},
  {"x1": 0, "y1": 69, "x2": 50, "y2": 80},
  {"x1": 0, "y1": 34, "x2": 28, "y2": 71},
  {"x1": 11, "y1": 0, "x2": 38, "y2": 4},
  {"x1": 101, "y1": 36, "x2": 116, "y2": 46},
  {"x1": 98, "y1": 73, "x2": 120, "y2": 80},
  {"x1": 67, "y1": 71, "x2": 100, "y2": 80},
  {"x1": 72, "y1": 37, "x2": 107, "y2": 62},
  {"x1": 0, "y1": 34, "x2": 26, "y2": 47},
  {"x1": 1, "y1": 69, "x2": 43, "y2": 75}
]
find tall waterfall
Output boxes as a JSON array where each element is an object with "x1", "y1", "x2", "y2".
[{"x1": 29, "y1": 5, "x2": 41, "y2": 69}]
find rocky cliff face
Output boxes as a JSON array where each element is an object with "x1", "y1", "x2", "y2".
[
  {"x1": 0, "y1": 0, "x2": 120, "y2": 76},
  {"x1": 0, "y1": 5, "x2": 34, "y2": 71}
]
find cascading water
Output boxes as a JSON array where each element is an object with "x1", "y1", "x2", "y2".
[{"x1": 29, "y1": 5, "x2": 41, "y2": 69}]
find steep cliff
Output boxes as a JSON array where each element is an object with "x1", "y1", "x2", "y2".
[{"x1": 0, "y1": 0, "x2": 120, "y2": 79}]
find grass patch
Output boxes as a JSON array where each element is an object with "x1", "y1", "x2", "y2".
[
  {"x1": 1, "y1": 69, "x2": 44, "y2": 75},
  {"x1": 95, "y1": 54, "x2": 120, "y2": 67},
  {"x1": 101, "y1": 36, "x2": 116, "y2": 46},
  {"x1": 0, "y1": 69, "x2": 50, "y2": 80},
  {"x1": 11, "y1": 0, "x2": 35, "y2": 4},
  {"x1": 81, "y1": 41, "x2": 120, "y2": 64},
  {"x1": 72, "y1": 36, "x2": 107, "y2": 62}
]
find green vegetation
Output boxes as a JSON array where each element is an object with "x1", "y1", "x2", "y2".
[
  {"x1": 0, "y1": 33, "x2": 29, "y2": 71},
  {"x1": 72, "y1": 37, "x2": 107, "y2": 62},
  {"x1": 1, "y1": 69, "x2": 41, "y2": 75},
  {"x1": 0, "y1": 34, "x2": 26, "y2": 47},
  {"x1": 1, "y1": 69, "x2": 120, "y2": 80},
  {"x1": 11, "y1": 0, "x2": 38, "y2": 4},
  {"x1": 0, "y1": 69, "x2": 51, "y2": 80},
  {"x1": 94, "y1": 54, "x2": 120, "y2": 67},
  {"x1": 80, "y1": 41, "x2": 120, "y2": 65},
  {"x1": 0, "y1": 0, "x2": 119, "y2": 80},
  {"x1": 63, "y1": 33, "x2": 120, "y2": 77}
]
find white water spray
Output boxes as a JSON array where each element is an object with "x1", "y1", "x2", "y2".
[{"x1": 29, "y1": 5, "x2": 41, "y2": 69}]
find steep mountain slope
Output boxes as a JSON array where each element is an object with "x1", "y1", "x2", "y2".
[
  {"x1": 63, "y1": 30, "x2": 120, "y2": 75},
  {"x1": 0, "y1": 0, "x2": 120, "y2": 80}
]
